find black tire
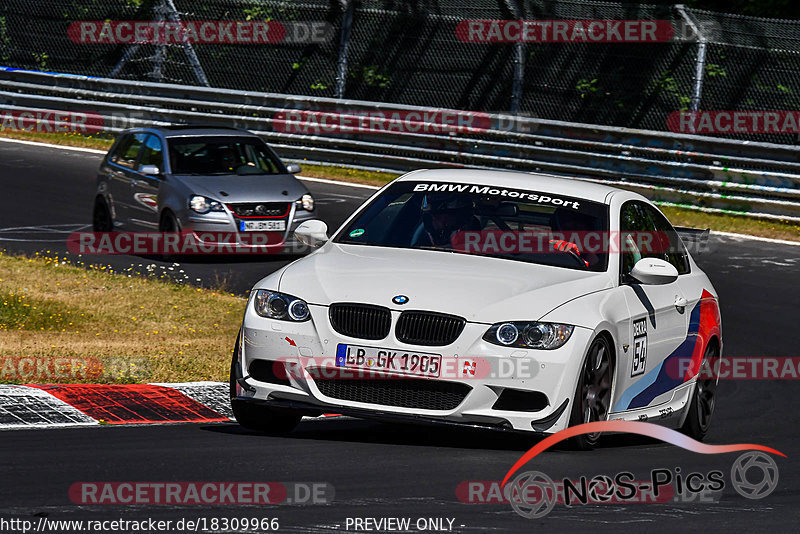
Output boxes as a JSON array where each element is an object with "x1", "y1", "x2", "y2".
[
  {"x1": 159, "y1": 210, "x2": 180, "y2": 233},
  {"x1": 229, "y1": 333, "x2": 301, "y2": 434},
  {"x1": 92, "y1": 196, "x2": 113, "y2": 231},
  {"x1": 568, "y1": 335, "x2": 614, "y2": 450},
  {"x1": 680, "y1": 342, "x2": 719, "y2": 441},
  {"x1": 158, "y1": 211, "x2": 181, "y2": 262}
]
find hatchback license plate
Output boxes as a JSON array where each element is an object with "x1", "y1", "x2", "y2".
[{"x1": 240, "y1": 220, "x2": 286, "y2": 232}]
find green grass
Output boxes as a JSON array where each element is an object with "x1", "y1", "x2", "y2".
[
  {"x1": 0, "y1": 127, "x2": 114, "y2": 150},
  {"x1": 0, "y1": 290, "x2": 86, "y2": 331},
  {"x1": 1, "y1": 128, "x2": 798, "y2": 241}
]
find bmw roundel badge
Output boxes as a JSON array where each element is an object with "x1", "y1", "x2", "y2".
[{"x1": 392, "y1": 295, "x2": 409, "y2": 305}]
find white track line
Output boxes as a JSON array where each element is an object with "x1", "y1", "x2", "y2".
[
  {"x1": 711, "y1": 230, "x2": 800, "y2": 246},
  {"x1": 2, "y1": 136, "x2": 798, "y2": 245},
  {"x1": 0, "y1": 136, "x2": 106, "y2": 154},
  {"x1": 297, "y1": 175, "x2": 380, "y2": 190}
]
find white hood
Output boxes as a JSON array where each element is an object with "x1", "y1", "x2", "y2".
[{"x1": 277, "y1": 244, "x2": 613, "y2": 324}]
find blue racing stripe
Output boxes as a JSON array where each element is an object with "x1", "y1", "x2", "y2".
[{"x1": 613, "y1": 299, "x2": 701, "y2": 411}]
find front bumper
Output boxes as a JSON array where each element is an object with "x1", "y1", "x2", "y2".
[
  {"x1": 182, "y1": 206, "x2": 316, "y2": 254},
  {"x1": 236, "y1": 301, "x2": 594, "y2": 434}
]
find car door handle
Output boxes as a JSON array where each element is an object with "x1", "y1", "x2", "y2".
[
  {"x1": 674, "y1": 296, "x2": 688, "y2": 313},
  {"x1": 131, "y1": 179, "x2": 147, "y2": 187}
]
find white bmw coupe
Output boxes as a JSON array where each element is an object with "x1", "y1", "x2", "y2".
[{"x1": 230, "y1": 169, "x2": 722, "y2": 448}]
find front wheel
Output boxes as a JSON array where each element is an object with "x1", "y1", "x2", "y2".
[
  {"x1": 680, "y1": 342, "x2": 719, "y2": 441},
  {"x1": 92, "y1": 196, "x2": 113, "y2": 231},
  {"x1": 159, "y1": 210, "x2": 180, "y2": 232},
  {"x1": 568, "y1": 335, "x2": 614, "y2": 450},
  {"x1": 229, "y1": 333, "x2": 301, "y2": 434},
  {"x1": 158, "y1": 211, "x2": 181, "y2": 262}
]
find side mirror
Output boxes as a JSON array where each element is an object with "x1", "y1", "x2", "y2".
[
  {"x1": 286, "y1": 163, "x2": 301, "y2": 174},
  {"x1": 139, "y1": 164, "x2": 161, "y2": 176},
  {"x1": 629, "y1": 258, "x2": 679, "y2": 285},
  {"x1": 295, "y1": 220, "x2": 329, "y2": 248}
]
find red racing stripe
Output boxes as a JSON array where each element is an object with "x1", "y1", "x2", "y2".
[
  {"x1": 29, "y1": 384, "x2": 228, "y2": 424},
  {"x1": 683, "y1": 289, "x2": 722, "y2": 382}
]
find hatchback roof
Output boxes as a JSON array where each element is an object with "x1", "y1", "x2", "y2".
[{"x1": 127, "y1": 125, "x2": 259, "y2": 138}]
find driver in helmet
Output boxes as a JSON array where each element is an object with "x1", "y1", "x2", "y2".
[
  {"x1": 550, "y1": 208, "x2": 599, "y2": 268},
  {"x1": 419, "y1": 193, "x2": 480, "y2": 247}
]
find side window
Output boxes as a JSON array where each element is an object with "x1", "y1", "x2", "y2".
[
  {"x1": 619, "y1": 201, "x2": 658, "y2": 276},
  {"x1": 110, "y1": 133, "x2": 145, "y2": 169},
  {"x1": 139, "y1": 135, "x2": 164, "y2": 171},
  {"x1": 109, "y1": 135, "x2": 131, "y2": 164},
  {"x1": 642, "y1": 204, "x2": 690, "y2": 275}
]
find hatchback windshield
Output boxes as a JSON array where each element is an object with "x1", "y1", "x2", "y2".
[
  {"x1": 335, "y1": 181, "x2": 610, "y2": 271},
  {"x1": 168, "y1": 136, "x2": 286, "y2": 175}
]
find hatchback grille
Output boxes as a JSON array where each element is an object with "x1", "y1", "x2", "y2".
[
  {"x1": 313, "y1": 376, "x2": 471, "y2": 411},
  {"x1": 395, "y1": 311, "x2": 466, "y2": 346},
  {"x1": 227, "y1": 202, "x2": 289, "y2": 218},
  {"x1": 329, "y1": 303, "x2": 391, "y2": 340}
]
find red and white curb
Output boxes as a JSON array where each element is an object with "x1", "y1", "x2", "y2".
[{"x1": 0, "y1": 381, "x2": 342, "y2": 430}]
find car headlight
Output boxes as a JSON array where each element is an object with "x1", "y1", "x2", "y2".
[
  {"x1": 296, "y1": 194, "x2": 314, "y2": 212},
  {"x1": 189, "y1": 195, "x2": 224, "y2": 214},
  {"x1": 483, "y1": 322, "x2": 574, "y2": 350},
  {"x1": 253, "y1": 290, "x2": 310, "y2": 321}
]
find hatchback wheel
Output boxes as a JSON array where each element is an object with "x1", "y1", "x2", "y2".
[{"x1": 92, "y1": 197, "x2": 113, "y2": 231}]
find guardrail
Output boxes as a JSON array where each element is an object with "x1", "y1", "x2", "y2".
[{"x1": 2, "y1": 67, "x2": 800, "y2": 222}]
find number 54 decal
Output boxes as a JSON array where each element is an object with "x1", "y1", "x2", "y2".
[{"x1": 631, "y1": 318, "x2": 647, "y2": 376}]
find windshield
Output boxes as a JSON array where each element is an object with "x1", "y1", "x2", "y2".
[
  {"x1": 334, "y1": 181, "x2": 610, "y2": 271},
  {"x1": 167, "y1": 136, "x2": 286, "y2": 175}
]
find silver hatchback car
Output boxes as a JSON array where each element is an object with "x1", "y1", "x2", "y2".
[{"x1": 92, "y1": 125, "x2": 315, "y2": 252}]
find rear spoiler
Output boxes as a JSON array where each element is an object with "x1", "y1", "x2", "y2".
[{"x1": 674, "y1": 227, "x2": 711, "y2": 254}]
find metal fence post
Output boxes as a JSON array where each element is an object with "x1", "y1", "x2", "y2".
[
  {"x1": 504, "y1": 0, "x2": 525, "y2": 113},
  {"x1": 676, "y1": 5, "x2": 707, "y2": 117},
  {"x1": 335, "y1": 0, "x2": 355, "y2": 99}
]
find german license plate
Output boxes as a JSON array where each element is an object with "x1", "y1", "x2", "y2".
[
  {"x1": 240, "y1": 220, "x2": 286, "y2": 232},
  {"x1": 335, "y1": 344, "x2": 441, "y2": 378}
]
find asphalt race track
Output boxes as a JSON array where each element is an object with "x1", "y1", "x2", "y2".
[{"x1": 1, "y1": 138, "x2": 799, "y2": 533}]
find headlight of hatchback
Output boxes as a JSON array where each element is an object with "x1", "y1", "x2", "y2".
[
  {"x1": 296, "y1": 194, "x2": 315, "y2": 212},
  {"x1": 189, "y1": 195, "x2": 224, "y2": 214},
  {"x1": 253, "y1": 290, "x2": 310, "y2": 321},
  {"x1": 483, "y1": 321, "x2": 574, "y2": 350}
]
